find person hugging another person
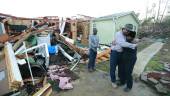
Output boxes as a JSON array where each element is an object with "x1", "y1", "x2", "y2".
[
  {"x1": 110, "y1": 24, "x2": 137, "y2": 89},
  {"x1": 120, "y1": 30, "x2": 138, "y2": 92}
]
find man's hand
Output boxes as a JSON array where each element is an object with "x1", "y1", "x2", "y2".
[
  {"x1": 132, "y1": 38, "x2": 140, "y2": 44},
  {"x1": 132, "y1": 44, "x2": 137, "y2": 49}
]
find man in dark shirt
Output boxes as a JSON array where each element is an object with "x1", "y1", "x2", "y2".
[{"x1": 121, "y1": 31, "x2": 137, "y2": 92}]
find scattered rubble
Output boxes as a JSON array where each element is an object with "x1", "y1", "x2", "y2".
[
  {"x1": 164, "y1": 63, "x2": 170, "y2": 72},
  {"x1": 163, "y1": 48, "x2": 169, "y2": 52},
  {"x1": 148, "y1": 78, "x2": 159, "y2": 84},
  {"x1": 141, "y1": 71, "x2": 170, "y2": 94},
  {"x1": 0, "y1": 13, "x2": 92, "y2": 95},
  {"x1": 155, "y1": 83, "x2": 168, "y2": 94}
]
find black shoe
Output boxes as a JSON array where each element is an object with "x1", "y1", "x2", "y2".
[
  {"x1": 88, "y1": 69, "x2": 93, "y2": 72},
  {"x1": 116, "y1": 81, "x2": 125, "y2": 86},
  {"x1": 92, "y1": 68, "x2": 96, "y2": 72},
  {"x1": 123, "y1": 87, "x2": 131, "y2": 92}
]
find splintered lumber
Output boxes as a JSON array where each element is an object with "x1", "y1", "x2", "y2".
[
  {"x1": 71, "y1": 21, "x2": 77, "y2": 41},
  {"x1": 104, "y1": 54, "x2": 110, "y2": 58},
  {"x1": 58, "y1": 45, "x2": 74, "y2": 62},
  {"x1": 56, "y1": 33, "x2": 87, "y2": 56},
  {"x1": 13, "y1": 26, "x2": 56, "y2": 51},
  {"x1": 0, "y1": 34, "x2": 9, "y2": 43},
  {"x1": 4, "y1": 42, "x2": 23, "y2": 90},
  {"x1": 81, "y1": 21, "x2": 90, "y2": 45},
  {"x1": 96, "y1": 48, "x2": 111, "y2": 63},
  {"x1": 97, "y1": 48, "x2": 111, "y2": 58},
  {"x1": 96, "y1": 59, "x2": 102, "y2": 64},
  {"x1": 13, "y1": 32, "x2": 31, "y2": 51},
  {"x1": 100, "y1": 57, "x2": 108, "y2": 61},
  {"x1": 33, "y1": 83, "x2": 52, "y2": 96}
]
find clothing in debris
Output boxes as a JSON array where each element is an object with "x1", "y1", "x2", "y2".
[{"x1": 48, "y1": 65, "x2": 76, "y2": 90}]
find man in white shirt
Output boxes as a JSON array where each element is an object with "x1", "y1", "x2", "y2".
[{"x1": 110, "y1": 24, "x2": 137, "y2": 88}]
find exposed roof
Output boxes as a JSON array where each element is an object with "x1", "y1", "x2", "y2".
[{"x1": 93, "y1": 11, "x2": 140, "y2": 24}]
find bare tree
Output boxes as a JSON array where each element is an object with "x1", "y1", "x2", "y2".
[
  {"x1": 157, "y1": 0, "x2": 162, "y2": 21},
  {"x1": 160, "y1": 0, "x2": 169, "y2": 22}
]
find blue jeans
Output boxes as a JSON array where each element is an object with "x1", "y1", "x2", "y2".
[
  {"x1": 110, "y1": 50, "x2": 122, "y2": 83},
  {"x1": 88, "y1": 49, "x2": 97, "y2": 69}
]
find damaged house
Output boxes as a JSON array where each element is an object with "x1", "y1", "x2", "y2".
[
  {"x1": 0, "y1": 13, "x2": 89, "y2": 96},
  {"x1": 0, "y1": 12, "x2": 136, "y2": 95}
]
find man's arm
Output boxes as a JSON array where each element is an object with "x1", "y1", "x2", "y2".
[{"x1": 116, "y1": 32, "x2": 137, "y2": 49}]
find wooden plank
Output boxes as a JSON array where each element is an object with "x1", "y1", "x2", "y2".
[
  {"x1": 13, "y1": 26, "x2": 56, "y2": 51},
  {"x1": 96, "y1": 59, "x2": 102, "y2": 63},
  {"x1": 44, "y1": 88, "x2": 52, "y2": 96},
  {"x1": 56, "y1": 33, "x2": 87, "y2": 56},
  {"x1": 4, "y1": 42, "x2": 23, "y2": 90},
  {"x1": 97, "y1": 57, "x2": 103, "y2": 61},
  {"x1": 71, "y1": 21, "x2": 77, "y2": 41},
  {"x1": 100, "y1": 57, "x2": 108, "y2": 61},
  {"x1": 81, "y1": 22, "x2": 90, "y2": 45},
  {"x1": 43, "y1": 76, "x2": 47, "y2": 86},
  {"x1": 97, "y1": 49, "x2": 111, "y2": 58},
  {"x1": 0, "y1": 34, "x2": 9, "y2": 43},
  {"x1": 104, "y1": 54, "x2": 110, "y2": 58},
  {"x1": 33, "y1": 83, "x2": 51, "y2": 96},
  {"x1": 13, "y1": 32, "x2": 31, "y2": 51},
  {"x1": 0, "y1": 51, "x2": 11, "y2": 95}
]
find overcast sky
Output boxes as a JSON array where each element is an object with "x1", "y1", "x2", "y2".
[{"x1": 0, "y1": 0, "x2": 166, "y2": 19}]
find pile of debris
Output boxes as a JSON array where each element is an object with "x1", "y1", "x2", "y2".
[
  {"x1": 141, "y1": 63, "x2": 170, "y2": 94},
  {"x1": 0, "y1": 13, "x2": 92, "y2": 95}
]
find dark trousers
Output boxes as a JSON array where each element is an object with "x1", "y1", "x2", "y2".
[
  {"x1": 88, "y1": 48, "x2": 97, "y2": 69},
  {"x1": 121, "y1": 48, "x2": 137, "y2": 89},
  {"x1": 110, "y1": 50, "x2": 122, "y2": 83}
]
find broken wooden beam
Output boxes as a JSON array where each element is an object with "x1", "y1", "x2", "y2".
[
  {"x1": 96, "y1": 48, "x2": 111, "y2": 63},
  {"x1": 104, "y1": 54, "x2": 110, "y2": 58},
  {"x1": 13, "y1": 32, "x2": 31, "y2": 51},
  {"x1": 4, "y1": 42, "x2": 23, "y2": 90},
  {"x1": 96, "y1": 48, "x2": 111, "y2": 59},
  {"x1": 100, "y1": 57, "x2": 109, "y2": 61},
  {"x1": 0, "y1": 34, "x2": 9, "y2": 43},
  {"x1": 33, "y1": 83, "x2": 52, "y2": 96}
]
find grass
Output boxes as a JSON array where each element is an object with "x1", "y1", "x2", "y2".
[
  {"x1": 137, "y1": 38, "x2": 154, "y2": 52},
  {"x1": 144, "y1": 39, "x2": 170, "y2": 72},
  {"x1": 96, "y1": 61, "x2": 110, "y2": 72},
  {"x1": 144, "y1": 55, "x2": 164, "y2": 71}
]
